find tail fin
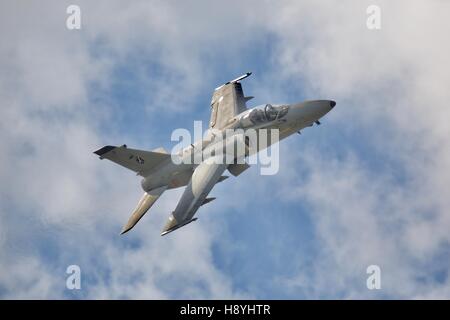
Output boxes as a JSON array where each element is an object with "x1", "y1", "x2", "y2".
[{"x1": 120, "y1": 186, "x2": 167, "y2": 234}]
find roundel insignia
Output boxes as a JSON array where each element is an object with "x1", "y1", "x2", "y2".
[{"x1": 136, "y1": 156, "x2": 145, "y2": 164}]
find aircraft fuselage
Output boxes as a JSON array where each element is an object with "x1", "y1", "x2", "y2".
[{"x1": 141, "y1": 99, "x2": 335, "y2": 193}]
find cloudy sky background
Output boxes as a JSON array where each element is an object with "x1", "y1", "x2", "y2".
[{"x1": 0, "y1": 0, "x2": 449, "y2": 299}]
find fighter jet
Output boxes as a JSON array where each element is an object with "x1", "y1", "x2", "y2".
[{"x1": 94, "y1": 73, "x2": 336, "y2": 236}]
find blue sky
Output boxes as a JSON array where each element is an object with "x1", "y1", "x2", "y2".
[{"x1": 0, "y1": 0, "x2": 449, "y2": 299}]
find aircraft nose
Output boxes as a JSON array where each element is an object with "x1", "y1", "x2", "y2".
[
  {"x1": 289, "y1": 100, "x2": 335, "y2": 121},
  {"x1": 330, "y1": 100, "x2": 336, "y2": 108}
]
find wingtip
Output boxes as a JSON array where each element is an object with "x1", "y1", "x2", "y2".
[
  {"x1": 120, "y1": 226, "x2": 132, "y2": 235},
  {"x1": 94, "y1": 145, "x2": 116, "y2": 156}
]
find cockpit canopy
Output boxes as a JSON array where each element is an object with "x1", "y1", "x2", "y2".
[{"x1": 248, "y1": 104, "x2": 289, "y2": 124}]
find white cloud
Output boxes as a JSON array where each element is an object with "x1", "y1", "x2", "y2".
[{"x1": 262, "y1": 0, "x2": 450, "y2": 298}]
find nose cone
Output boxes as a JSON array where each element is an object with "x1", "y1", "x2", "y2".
[
  {"x1": 319, "y1": 100, "x2": 336, "y2": 112},
  {"x1": 291, "y1": 100, "x2": 336, "y2": 121}
]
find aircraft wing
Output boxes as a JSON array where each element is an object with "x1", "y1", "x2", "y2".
[
  {"x1": 209, "y1": 72, "x2": 254, "y2": 130},
  {"x1": 94, "y1": 144, "x2": 171, "y2": 176},
  {"x1": 161, "y1": 157, "x2": 228, "y2": 235}
]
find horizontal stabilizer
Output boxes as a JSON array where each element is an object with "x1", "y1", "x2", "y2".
[{"x1": 94, "y1": 144, "x2": 171, "y2": 176}]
